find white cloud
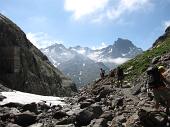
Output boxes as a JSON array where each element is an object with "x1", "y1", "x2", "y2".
[
  {"x1": 64, "y1": 0, "x2": 109, "y2": 20},
  {"x1": 92, "y1": 42, "x2": 107, "y2": 50},
  {"x1": 64, "y1": 0, "x2": 152, "y2": 22},
  {"x1": 164, "y1": 20, "x2": 170, "y2": 29},
  {"x1": 26, "y1": 32, "x2": 63, "y2": 49},
  {"x1": 106, "y1": 0, "x2": 152, "y2": 20},
  {"x1": 100, "y1": 57, "x2": 130, "y2": 65}
]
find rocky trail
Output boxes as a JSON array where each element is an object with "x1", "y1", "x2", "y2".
[{"x1": 1, "y1": 76, "x2": 168, "y2": 127}]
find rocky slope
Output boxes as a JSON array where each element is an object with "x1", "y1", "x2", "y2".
[{"x1": 0, "y1": 13, "x2": 77, "y2": 96}]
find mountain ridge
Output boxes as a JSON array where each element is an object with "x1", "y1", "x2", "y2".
[{"x1": 42, "y1": 38, "x2": 142, "y2": 87}]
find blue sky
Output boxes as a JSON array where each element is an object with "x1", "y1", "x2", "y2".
[{"x1": 0, "y1": 0, "x2": 170, "y2": 50}]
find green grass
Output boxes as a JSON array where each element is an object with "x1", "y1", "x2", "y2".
[{"x1": 121, "y1": 37, "x2": 170, "y2": 82}]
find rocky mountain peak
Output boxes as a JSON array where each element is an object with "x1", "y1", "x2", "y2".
[{"x1": 114, "y1": 38, "x2": 136, "y2": 50}]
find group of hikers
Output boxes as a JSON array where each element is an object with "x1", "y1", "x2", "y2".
[
  {"x1": 100, "y1": 65, "x2": 170, "y2": 113},
  {"x1": 100, "y1": 66, "x2": 124, "y2": 87}
]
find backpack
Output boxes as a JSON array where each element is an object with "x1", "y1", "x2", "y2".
[
  {"x1": 146, "y1": 66, "x2": 164, "y2": 88},
  {"x1": 117, "y1": 67, "x2": 124, "y2": 77}
]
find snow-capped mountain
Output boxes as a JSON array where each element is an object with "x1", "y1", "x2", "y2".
[
  {"x1": 41, "y1": 44, "x2": 108, "y2": 87},
  {"x1": 70, "y1": 38, "x2": 143, "y2": 68},
  {"x1": 41, "y1": 38, "x2": 142, "y2": 87}
]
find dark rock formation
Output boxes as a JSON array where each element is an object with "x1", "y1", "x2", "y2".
[
  {"x1": 153, "y1": 25, "x2": 170, "y2": 47},
  {"x1": 0, "y1": 13, "x2": 77, "y2": 96}
]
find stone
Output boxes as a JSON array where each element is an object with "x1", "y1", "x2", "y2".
[
  {"x1": 56, "y1": 115, "x2": 76, "y2": 125},
  {"x1": 131, "y1": 83, "x2": 143, "y2": 95},
  {"x1": 2, "y1": 102, "x2": 23, "y2": 108},
  {"x1": 0, "y1": 95, "x2": 6, "y2": 101},
  {"x1": 138, "y1": 109, "x2": 168, "y2": 127},
  {"x1": 53, "y1": 111, "x2": 68, "y2": 119},
  {"x1": 6, "y1": 123, "x2": 21, "y2": 127},
  {"x1": 37, "y1": 102, "x2": 50, "y2": 111},
  {"x1": 55, "y1": 124, "x2": 75, "y2": 127},
  {"x1": 80, "y1": 101, "x2": 92, "y2": 109},
  {"x1": 22, "y1": 102, "x2": 38, "y2": 114},
  {"x1": 76, "y1": 109, "x2": 93, "y2": 126},
  {"x1": 100, "y1": 111, "x2": 113, "y2": 121},
  {"x1": 14, "y1": 111, "x2": 37, "y2": 126},
  {"x1": 91, "y1": 118, "x2": 108, "y2": 127},
  {"x1": 78, "y1": 96, "x2": 87, "y2": 103}
]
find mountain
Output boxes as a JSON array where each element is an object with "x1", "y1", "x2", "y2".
[
  {"x1": 42, "y1": 38, "x2": 142, "y2": 87},
  {"x1": 41, "y1": 44, "x2": 109, "y2": 87},
  {"x1": 70, "y1": 38, "x2": 143, "y2": 68},
  {"x1": 0, "y1": 13, "x2": 77, "y2": 96}
]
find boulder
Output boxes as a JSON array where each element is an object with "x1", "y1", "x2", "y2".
[
  {"x1": 6, "y1": 123, "x2": 21, "y2": 127},
  {"x1": 2, "y1": 102, "x2": 23, "y2": 108},
  {"x1": 80, "y1": 101, "x2": 92, "y2": 109},
  {"x1": 37, "y1": 102, "x2": 50, "y2": 111},
  {"x1": 56, "y1": 115, "x2": 76, "y2": 125},
  {"x1": 0, "y1": 95, "x2": 6, "y2": 101},
  {"x1": 100, "y1": 111, "x2": 113, "y2": 121},
  {"x1": 53, "y1": 111, "x2": 68, "y2": 119},
  {"x1": 76, "y1": 109, "x2": 93, "y2": 126},
  {"x1": 90, "y1": 118, "x2": 108, "y2": 127},
  {"x1": 55, "y1": 124, "x2": 75, "y2": 127},
  {"x1": 22, "y1": 102, "x2": 38, "y2": 114},
  {"x1": 138, "y1": 109, "x2": 168, "y2": 127},
  {"x1": 78, "y1": 96, "x2": 87, "y2": 103},
  {"x1": 14, "y1": 111, "x2": 37, "y2": 126}
]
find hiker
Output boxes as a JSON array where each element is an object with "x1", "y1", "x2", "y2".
[
  {"x1": 146, "y1": 65, "x2": 170, "y2": 112},
  {"x1": 116, "y1": 67, "x2": 124, "y2": 87},
  {"x1": 100, "y1": 68, "x2": 105, "y2": 79}
]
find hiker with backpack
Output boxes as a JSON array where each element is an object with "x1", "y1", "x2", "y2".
[
  {"x1": 100, "y1": 68, "x2": 105, "y2": 79},
  {"x1": 116, "y1": 67, "x2": 124, "y2": 88},
  {"x1": 146, "y1": 65, "x2": 170, "y2": 112}
]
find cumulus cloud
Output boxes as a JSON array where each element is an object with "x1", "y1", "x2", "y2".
[
  {"x1": 64, "y1": 0, "x2": 109, "y2": 20},
  {"x1": 64, "y1": 0, "x2": 152, "y2": 22},
  {"x1": 26, "y1": 32, "x2": 63, "y2": 49},
  {"x1": 92, "y1": 42, "x2": 107, "y2": 50},
  {"x1": 164, "y1": 20, "x2": 170, "y2": 29}
]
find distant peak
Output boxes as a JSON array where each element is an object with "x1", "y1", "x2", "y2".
[{"x1": 114, "y1": 38, "x2": 133, "y2": 47}]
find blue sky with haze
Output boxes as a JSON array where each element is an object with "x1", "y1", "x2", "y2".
[{"x1": 0, "y1": 0, "x2": 170, "y2": 50}]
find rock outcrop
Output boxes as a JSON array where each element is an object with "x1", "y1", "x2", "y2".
[{"x1": 0, "y1": 13, "x2": 77, "y2": 96}]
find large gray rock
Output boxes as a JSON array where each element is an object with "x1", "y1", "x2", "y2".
[
  {"x1": 14, "y1": 111, "x2": 37, "y2": 126},
  {"x1": 0, "y1": 13, "x2": 77, "y2": 96}
]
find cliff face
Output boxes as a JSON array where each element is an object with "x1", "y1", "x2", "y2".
[{"x1": 0, "y1": 14, "x2": 77, "y2": 96}]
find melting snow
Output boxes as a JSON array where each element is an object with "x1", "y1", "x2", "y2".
[
  {"x1": 0, "y1": 91, "x2": 65, "y2": 106},
  {"x1": 109, "y1": 49, "x2": 112, "y2": 53},
  {"x1": 79, "y1": 71, "x2": 82, "y2": 75}
]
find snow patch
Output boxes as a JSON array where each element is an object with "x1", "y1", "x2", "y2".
[{"x1": 0, "y1": 91, "x2": 65, "y2": 106}]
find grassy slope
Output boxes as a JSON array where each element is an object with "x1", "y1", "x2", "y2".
[{"x1": 121, "y1": 37, "x2": 170, "y2": 82}]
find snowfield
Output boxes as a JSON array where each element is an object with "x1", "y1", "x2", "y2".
[{"x1": 0, "y1": 91, "x2": 66, "y2": 106}]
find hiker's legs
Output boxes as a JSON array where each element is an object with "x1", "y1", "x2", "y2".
[
  {"x1": 153, "y1": 89, "x2": 162, "y2": 111},
  {"x1": 154, "y1": 101, "x2": 160, "y2": 110}
]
